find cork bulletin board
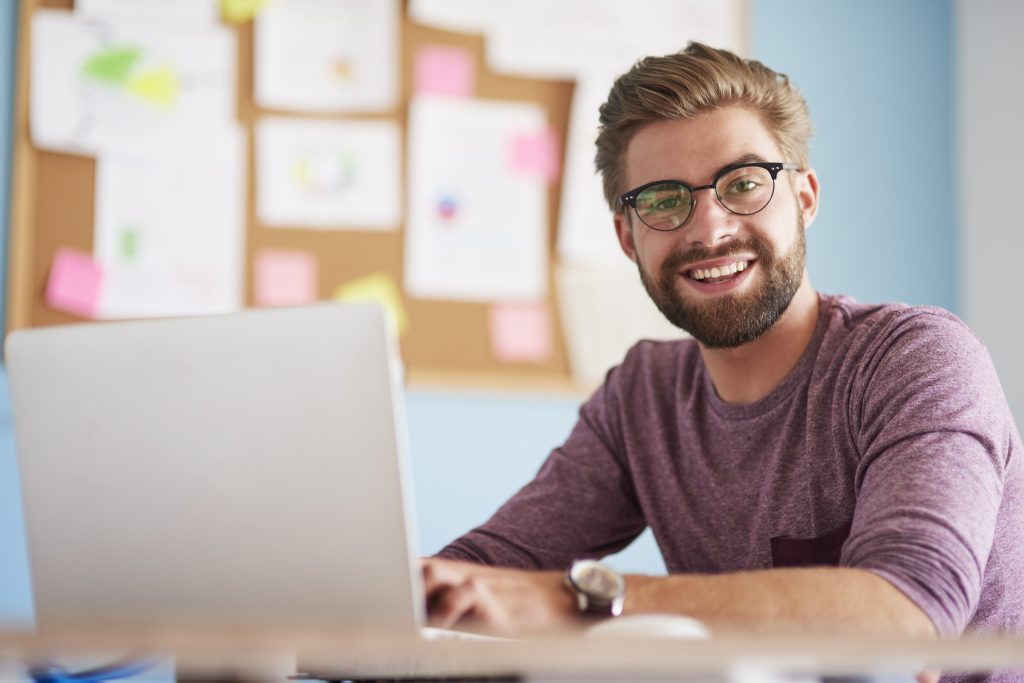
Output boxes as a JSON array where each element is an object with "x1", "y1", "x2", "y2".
[{"x1": 8, "y1": 0, "x2": 745, "y2": 392}]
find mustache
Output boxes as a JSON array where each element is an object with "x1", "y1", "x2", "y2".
[{"x1": 662, "y1": 237, "x2": 771, "y2": 272}]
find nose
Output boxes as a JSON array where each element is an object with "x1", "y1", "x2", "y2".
[{"x1": 683, "y1": 187, "x2": 740, "y2": 248}]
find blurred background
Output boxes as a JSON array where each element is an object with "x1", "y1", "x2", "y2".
[{"x1": 0, "y1": 0, "x2": 1021, "y2": 626}]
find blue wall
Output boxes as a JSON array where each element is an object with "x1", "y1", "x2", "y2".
[
  {"x1": 0, "y1": 0, "x2": 27, "y2": 625},
  {"x1": 0, "y1": 1, "x2": 957, "y2": 622},
  {"x1": 752, "y1": 0, "x2": 957, "y2": 313},
  {"x1": 406, "y1": 389, "x2": 666, "y2": 573},
  {"x1": 0, "y1": 0, "x2": 14, "y2": 338}
]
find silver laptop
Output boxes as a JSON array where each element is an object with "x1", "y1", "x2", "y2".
[{"x1": 6, "y1": 303, "x2": 428, "y2": 633}]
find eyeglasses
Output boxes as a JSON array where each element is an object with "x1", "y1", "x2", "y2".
[{"x1": 619, "y1": 162, "x2": 801, "y2": 232}]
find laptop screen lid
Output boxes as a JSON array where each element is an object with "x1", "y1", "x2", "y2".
[{"x1": 6, "y1": 302, "x2": 426, "y2": 629}]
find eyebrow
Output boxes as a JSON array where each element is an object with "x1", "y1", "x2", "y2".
[
  {"x1": 641, "y1": 153, "x2": 770, "y2": 189},
  {"x1": 713, "y1": 153, "x2": 768, "y2": 177}
]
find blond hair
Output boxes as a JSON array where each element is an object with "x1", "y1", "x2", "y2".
[{"x1": 595, "y1": 42, "x2": 813, "y2": 211}]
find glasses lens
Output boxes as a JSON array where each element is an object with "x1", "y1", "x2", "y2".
[
  {"x1": 716, "y1": 165, "x2": 775, "y2": 215},
  {"x1": 634, "y1": 182, "x2": 693, "y2": 230}
]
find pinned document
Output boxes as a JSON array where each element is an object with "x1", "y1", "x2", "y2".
[
  {"x1": 255, "y1": 0, "x2": 399, "y2": 112},
  {"x1": 76, "y1": 0, "x2": 219, "y2": 23},
  {"x1": 405, "y1": 97, "x2": 548, "y2": 302},
  {"x1": 257, "y1": 116, "x2": 402, "y2": 230},
  {"x1": 30, "y1": 9, "x2": 235, "y2": 156},
  {"x1": 556, "y1": 75, "x2": 624, "y2": 266},
  {"x1": 45, "y1": 248, "x2": 105, "y2": 319},
  {"x1": 92, "y1": 127, "x2": 246, "y2": 319}
]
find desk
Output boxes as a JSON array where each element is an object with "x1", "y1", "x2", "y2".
[{"x1": 2, "y1": 625, "x2": 1023, "y2": 682}]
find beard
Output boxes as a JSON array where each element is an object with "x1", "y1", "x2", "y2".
[{"x1": 637, "y1": 222, "x2": 806, "y2": 349}]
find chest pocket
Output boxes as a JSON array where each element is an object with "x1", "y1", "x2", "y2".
[{"x1": 770, "y1": 519, "x2": 853, "y2": 568}]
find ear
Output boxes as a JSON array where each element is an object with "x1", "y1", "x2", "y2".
[
  {"x1": 796, "y1": 167, "x2": 820, "y2": 230},
  {"x1": 614, "y1": 211, "x2": 638, "y2": 262}
]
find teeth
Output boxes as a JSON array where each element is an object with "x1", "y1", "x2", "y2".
[{"x1": 689, "y1": 260, "x2": 749, "y2": 281}]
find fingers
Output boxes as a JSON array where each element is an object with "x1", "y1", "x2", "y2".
[
  {"x1": 419, "y1": 560, "x2": 572, "y2": 635},
  {"x1": 421, "y1": 558, "x2": 489, "y2": 629},
  {"x1": 426, "y1": 577, "x2": 499, "y2": 631},
  {"x1": 422, "y1": 558, "x2": 476, "y2": 602}
]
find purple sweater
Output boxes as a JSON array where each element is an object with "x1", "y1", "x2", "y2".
[{"x1": 440, "y1": 294, "x2": 1023, "y2": 643}]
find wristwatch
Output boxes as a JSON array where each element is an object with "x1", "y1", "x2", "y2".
[{"x1": 564, "y1": 559, "x2": 626, "y2": 617}]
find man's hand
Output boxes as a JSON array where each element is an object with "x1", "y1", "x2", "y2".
[{"x1": 421, "y1": 557, "x2": 579, "y2": 636}]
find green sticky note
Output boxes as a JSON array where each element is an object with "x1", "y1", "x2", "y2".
[
  {"x1": 82, "y1": 45, "x2": 143, "y2": 85},
  {"x1": 120, "y1": 226, "x2": 138, "y2": 262}
]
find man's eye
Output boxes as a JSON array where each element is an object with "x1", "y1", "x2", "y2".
[
  {"x1": 641, "y1": 194, "x2": 689, "y2": 213},
  {"x1": 726, "y1": 178, "x2": 759, "y2": 194}
]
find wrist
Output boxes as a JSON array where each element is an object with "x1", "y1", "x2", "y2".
[{"x1": 622, "y1": 573, "x2": 655, "y2": 613}]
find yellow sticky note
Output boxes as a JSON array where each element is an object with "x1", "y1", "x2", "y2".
[
  {"x1": 127, "y1": 66, "x2": 178, "y2": 109},
  {"x1": 334, "y1": 273, "x2": 408, "y2": 336},
  {"x1": 221, "y1": 0, "x2": 268, "y2": 24}
]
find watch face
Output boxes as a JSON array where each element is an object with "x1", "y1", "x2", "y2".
[{"x1": 572, "y1": 561, "x2": 624, "y2": 600}]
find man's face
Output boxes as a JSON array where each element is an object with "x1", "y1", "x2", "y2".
[{"x1": 613, "y1": 106, "x2": 818, "y2": 349}]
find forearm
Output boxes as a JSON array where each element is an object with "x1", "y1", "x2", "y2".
[{"x1": 626, "y1": 567, "x2": 937, "y2": 638}]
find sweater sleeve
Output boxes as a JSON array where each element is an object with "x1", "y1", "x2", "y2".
[
  {"x1": 437, "y1": 365, "x2": 648, "y2": 570},
  {"x1": 841, "y1": 309, "x2": 1014, "y2": 637}
]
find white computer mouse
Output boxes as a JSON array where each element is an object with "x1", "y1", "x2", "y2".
[{"x1": 584, "y1": 613, "x2": 711, "y2": 640}]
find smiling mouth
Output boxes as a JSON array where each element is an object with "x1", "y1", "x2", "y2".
[{"x1": 685, "y1": 259, "x2": 753, "y2": 284}]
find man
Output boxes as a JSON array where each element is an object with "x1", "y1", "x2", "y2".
[{"x1": 421, "y1": 43, "x2": 1023, "y2": 656}]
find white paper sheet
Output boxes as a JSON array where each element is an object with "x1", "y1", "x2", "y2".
[
  {"x1": 556, "y1": 75, "x2": 626, "y2": 267},
  {"x1": 30, "y1": 9, "x2": 235, "y2": 156},
  {"x1": 254, "y1": 0, "x2": 399, "y2": 113},
  {"x1": 415, "y1": 0, "x2": 741, "y2": 81},
  {"x1": 405, "y1": 97, "x2": 548, "y2": 302},
  {"x1": 484, "y1": 0, "x2": 742, "y2": 79},
  {"x1": 75, "y1": 0, "x2": 218, "y2": 23},
  {"x1": 407, "y1": 0, "x2": 506, "y2": 35},
  {"x1": 257, "y1": 116, "x2": 402, "y2": 230},
  {"x1": 93, "y1": 126, "x2": 246, "y2": 319},
  {"x1": 556, "y1": 263, "x2": 685, "y2": 388}
]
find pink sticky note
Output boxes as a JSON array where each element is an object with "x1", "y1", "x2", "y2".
[
  {"x1": 489, "y1": 303, "x2": 553, "y2": 363},
  {"x1": 45, "y1": 247, "x2": 104, "y2": 318},
  {"x1": 414, "y1": 45, "x2": 475, "y2": 97},
  {"x1": 509, "y1": 129, "x2": 561, "y2": 183},
  {"x1": 254, "y1": 249, "x2": 318, "y2": 307}
]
